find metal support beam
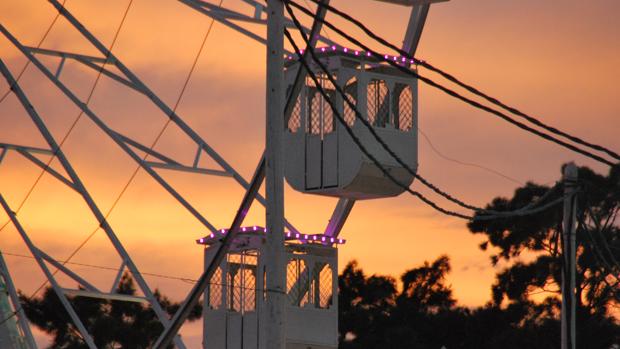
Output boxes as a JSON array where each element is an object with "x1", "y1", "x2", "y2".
[
  {"x1": 37, "y1": 249, "x2": 100, "y2": 293},
  {"x1": 0, "y1": 251, "x2": 37, "y2": 349},
  {"x1": 144, "y1": 161, "x2": 232, "y2": 177},
  {"x1": 40, "y1": 1, "x2": 303, "y2": 235},
  {"x1": 110, "y1": 261, "x2": 125, "y2": 292},
  {"x1": 264, "y1": 1, "x2": 286, "y2": 347},
  {"x1": 114, "y1": 131, "x2": 181, "y2": 165},
  {"x1": 178, "y1": 0, "x2": 337, "y2": 52},
  {"x1": 283, "y1": 0, "x2": 330, "y2": 122},
  {"x1": 153, "y1": 154, "x2": 266, "y2": 349},
  {"x1": 0, "y1": 194, "x2": 97, "y2": 349},
  {"x1": 0, "y1": 57, "x2": 187, "y2": 349},
  {"x1": 323, "y1": 1, "x2": 430, "y2": 237},
  {"x1": 16, "y1": 150, "x2": 77, "y2": 191},
  {"x1": 561, "y1": 163, "x2": 578, "y2": 349},
  {"x1": 0, "y1": 144, "x2": 76, "y2": 190},
  {"x1": 402, "y1": 4, "x2": 430, "y2": 56},
  {"x1": 26, "y1": 46, "x2": 138, "y2": 91},
  {"x1": 1, "y1": 32, "x2": 220, "y2": 235},
  {"x1": 54, "y1": 56, "x2": 65, "y2": 78},
  {"x1": 62, "y1": 289, "x2": 147, "y2": 303},
  {"x1": 0, "y1": 143, "x2": 53, "y2": 155},
  {"x1": 324, "y1": 198, "x2": 355, "y2": 237}
]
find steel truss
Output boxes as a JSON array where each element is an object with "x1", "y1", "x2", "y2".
[{"x1": 0, "y1": 0, "x2": 432, "y2": 347}]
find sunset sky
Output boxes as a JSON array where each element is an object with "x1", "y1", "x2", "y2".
[{"x1": 1, "y1": 0, "x2": 619, "y2": 346}]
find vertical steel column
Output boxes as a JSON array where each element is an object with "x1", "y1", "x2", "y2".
[
  {"x1": 263, "y1": 0, "x2": 286, "y2": 348},
  {"x1": 561, "y1": 163, "x2": 578, "y2": 349},
  {"x1": 152, "y1": 155, "x2": 266, "y2": 349},
  {"x1": 402, "y1": 4, "x2": 430, "y2": 56}
]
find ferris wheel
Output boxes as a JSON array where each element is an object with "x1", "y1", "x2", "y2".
[{"x1": 0, "y1": 0, "x2": 464, "y2": 348}]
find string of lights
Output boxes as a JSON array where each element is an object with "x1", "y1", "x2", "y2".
[
  {"x1": 302, "y1": 0, "x2": 620, "y2": 163},
  {"x1": 286, "y1": 0, "x2": 616, "y2": 168},
  {"x1": 284, "y1": 1, "x2": 567, "y2": 220}
]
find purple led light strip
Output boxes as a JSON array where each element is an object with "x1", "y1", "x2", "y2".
[
  {"x1": 285, "y1": 45, "x2": 415, "y2": 65},
  {"x1": 196, "y1": 226, "x2": 345, "y2": 245}
]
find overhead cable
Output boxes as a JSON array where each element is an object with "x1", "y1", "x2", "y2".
[
  {"x1": 302, "y1": 0, "x2": 620, "y2": 163},
  {"x1": 285, "y1": 1, "x2": 566, "y2": 220},
  {"x1": 0, "y1": 0, "x2": 67, "y2": 105},
  {"x1": 284, "y1": 28, "x2": 471, "y2": 220},
  {"x1": 286, "y1": 0, "x2": 616, "y2": 167}
]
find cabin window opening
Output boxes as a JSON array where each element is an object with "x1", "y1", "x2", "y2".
[
  {"x1": 313, "y1": 262, "x2": 333, "y2": 309},
  {"x1": 226, "y1": 252, "x2": 257, "y2": 313},
  {"x1": 367, "y1": 79, "x2": 390, "y2": 128},
  {"x1": 288, "y1": 94, "x2": 302, "y2": 133},
  {"x1": 287, "y1": 258, "x2": 310, "y2": 307},
  {"x1": 208, "y1": 267, "x2": 223, "y2": 309},
  {"x1": 306, "y1": 73, "x2": 337, "y2": 138},
  {"x1": 343, "y1": 77, "x2": 358, "y2": 127},
  {"x1": 394, "y1": 83, "x2": 413, "y2": 132}
]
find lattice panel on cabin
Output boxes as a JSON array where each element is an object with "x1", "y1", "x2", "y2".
[
  {"x1": 367, "y1": 79, "x2": 390, "y2": 127},
  {"x1": 288, "y1": 95, "x2": 302, "y2": 133},
  {"x1": 208, "y1": 267, "x2": 223, "y2": 309},
  {"x1": 397, "y1": 83, "x2": 413, "y2": 131},
  {"x1": 287, "y1": 258, "x2": 309, "y2": 307},
  {"x1": 317, "y1": 263, "x2": 333, "y2": 309},
  {"x1": 343, "y1": 78, "x2": 358, "y2": 126}
]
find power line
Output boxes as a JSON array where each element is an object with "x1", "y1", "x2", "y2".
[
  {"x1": 286, "y1": 0, "x2": 616, "y2": 168},
  {"x1": 0, "y1": 0, "x2": 66, "y2": 106},
  {"x1": 417, "y1": 127, "x2": 524, "y2": 186},
  {"x1": 0, "y1": 1, "x2": 136, "y2": 332},
  {"x1": 285, "y1": 1, "x2": 486, "y2": 214},
  {"x1": 302, "y1": 0, "x2": 620, "y2": 164},
  {"x1": 284, "y1": 1, "x2": 566, "y2": 220},
  {"x1": 28, "y1": 0, "x2": 224, "y2": 298},
  {"x1": 2, "y1": 251, "x2": 198, "y2": 284},
  {"x1": 283, "y1": 28, "x2": 470, "y2": 220}
]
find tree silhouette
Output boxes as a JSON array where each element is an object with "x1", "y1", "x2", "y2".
[
  {"x1": 468, "y1": 164, "x2": 620, "y2": 347},
  {"x1": 19, "y1": 273, "x2": 201, "y2": 349},
  {"x1": 338, "y1": 164, "x2": 619, "y2": 349}
]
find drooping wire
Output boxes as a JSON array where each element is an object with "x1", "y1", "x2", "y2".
[
  {"x1": 27, "y1": 0, "x2": 225, "y2": 299},
  {"x1": 283, "y1": 29, "x2": 471, "y2": 220},
  {"x1": 302, "y1": 0, "x2": 620, "y2": 164},
  {"x1": 0, "y1": 1, "x2": 136, "y2": 330},
  {"x1": 285, "y1": 0, "x2": 616, "y2": 168},
  {"x1": 0, "y1": 0, "x2": 67, "y2": 105},
  {"x1": 285, "y1": 1, "x2": 566, "y2": 219},
  {"x1": 1, "y1": 0, "x2": 223, "y2": 326},
  {"x1": 417, "y1": 127, "x2": 524, "y2": 186}
]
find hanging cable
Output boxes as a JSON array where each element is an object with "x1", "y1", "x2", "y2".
[
  {"x1": 0, "y1": 2, "x2": 136, "y2": 330},
  {"x1": 285, "y1": 1, "x2": 566, "y2": 219},
  {"x1": 285, "y1": 0, "x2": 616, "y2": 167},
  {"x1": 27, "y1": 0, "x2": 225, "y2": 298},
  {"x1": 417, "y1": 126, "x2": 524, "y2": 186},
  {"x1": 301, "y1": 0, "x2": 620, "y2": 163},
  {"x1": 284, "y1": 29, "x2": 471, "y2": 220},
  {"x1": 0, "y1": 0, "x2": 67, "y2": 105}
]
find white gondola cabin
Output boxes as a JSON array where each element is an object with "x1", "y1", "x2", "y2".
[
  {"x1": 199, "y1": 227, "x2": 343, "y2": 349},
  {"x1": 284, "y1": 47, "x2": 418, "y2": 200}
]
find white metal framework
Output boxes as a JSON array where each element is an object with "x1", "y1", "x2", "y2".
[{"x1": 0, "y1": 0, "x2": 445, "y2": 347}]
